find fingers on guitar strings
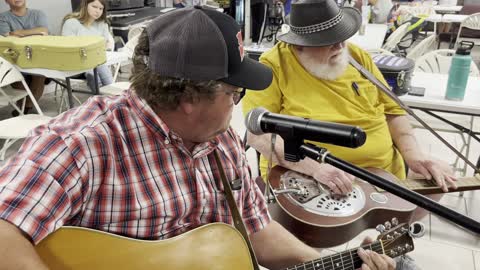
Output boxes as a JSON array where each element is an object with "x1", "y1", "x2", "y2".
[{"x1": 327, "y1": 180, "x2": 342, "y2": 195}]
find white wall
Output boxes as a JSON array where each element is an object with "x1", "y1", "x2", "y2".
[{"x1": 0, "y1": 0, "x2": 72, "y2": 35}]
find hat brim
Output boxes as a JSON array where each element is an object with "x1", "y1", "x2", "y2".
[
  {"x1": 278, "y1": 7, "x2": 361, "y2": 47},
  {"x1": 220, "y1": 56, "x2": 273, "y2": 90}
]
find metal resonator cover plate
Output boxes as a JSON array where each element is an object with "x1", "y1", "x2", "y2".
[{"x1": 280, "y1": 170, "x2": 366, "y2": 217}]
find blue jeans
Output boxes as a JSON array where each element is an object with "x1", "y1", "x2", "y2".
[{"x1": 86, "y1": 64, "x2": 113, "y2": 92}]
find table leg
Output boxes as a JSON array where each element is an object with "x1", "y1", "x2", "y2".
[
  {"x1": 66, "y1": 78, "x2": 74, "y2": 109},
  {"x1": 418, "y1": 109, "x2": 480, "y2": 174},
  {"x1": 463, "y1": 116, "x2": 474, "y2": 176},
  {"x1": 93, "y1": 67, "x2": 99, "y2": 95}
]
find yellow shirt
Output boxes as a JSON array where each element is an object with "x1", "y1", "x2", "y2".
[{"x1": 242, "y1": 42, "x2": 408, "y2": 180}]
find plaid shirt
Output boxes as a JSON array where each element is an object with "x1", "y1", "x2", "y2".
[{"x1": 0, "y1": 90, "x2": 271, "y2": 244}]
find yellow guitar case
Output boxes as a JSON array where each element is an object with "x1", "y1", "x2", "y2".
[{"x1": 0, "y1": 35, "x2": 106, "y2": 71}]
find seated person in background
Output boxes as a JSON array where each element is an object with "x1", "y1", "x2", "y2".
[
  {"x1": 0, "y1": 7, "x2": 394, "y2": 270},
  {"x1": 243, "y1": 2, "x2": 455, "y2": 269},
  {"x1": 0, "y1": 0, "x2": 48, "y2": 115},
  {"x1": 243, "y1": 0, "x2": 456, "y2": 201},
  {"x1": 61, "y1": 0, "x2": 113, "y2": 92},
  {"x1": 353, "y1": 0, "x2": 393, "y2": 24},
  {"x1": 369, "y1": 0, "x2": 393, "y2": 24}
]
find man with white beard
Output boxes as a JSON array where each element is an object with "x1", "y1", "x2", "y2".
[{"x1": 242, "y1": 0, "x2": 456, "y2": 197}]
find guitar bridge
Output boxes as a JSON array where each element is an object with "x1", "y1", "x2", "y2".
[{"x1": 279, "y1": 171, "x2": 323, "y2": 203}]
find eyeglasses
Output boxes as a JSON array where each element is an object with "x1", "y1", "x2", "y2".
[{"x1": 224, "y1": 87, "x2": 246, "y2": 105}]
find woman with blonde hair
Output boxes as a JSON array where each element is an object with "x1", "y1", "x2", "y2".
[{"x1": 62, "y1": 0, "x2": 113, "y2": 91}]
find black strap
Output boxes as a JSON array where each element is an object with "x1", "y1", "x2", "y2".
[
  {"x1": 214, "y1": 151, "x2": 261, "y2": 270},
  {"x1": 349, "y1": 56, "x2": 478, "y2": 173}
]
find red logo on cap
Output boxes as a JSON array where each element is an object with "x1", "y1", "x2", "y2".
[{"x1": 236, "y1": 31, "x2": 244, "y2": 61}]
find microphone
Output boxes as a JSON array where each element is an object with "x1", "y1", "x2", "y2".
[{"x1": 245, "y1": 107, "x2": 366, "y2": 148}]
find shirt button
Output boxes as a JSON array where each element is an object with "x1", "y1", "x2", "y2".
[{"x1": 164, "y1": 140, "x2": 170, "y2": 145}]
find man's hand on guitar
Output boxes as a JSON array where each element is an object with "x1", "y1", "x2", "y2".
[
  {"x1": 357, "y1": 248, "x2": 396, "y2": 270},
  {"x1": 404, "y1": 153, "x2": 457, "y2": 193},
  {"x1": 311, "y1": 164, "x2": 355, "y2": 195},
  {"x1": 358, "y1": 237, "x2": 396, "y2": 270}
]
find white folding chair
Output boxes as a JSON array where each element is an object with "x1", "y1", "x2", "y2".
[
  {"x1": 382, "y1": 22, "x2": 411, "y2": 54},
  {"x1": 406, "y1": 34, "x2": 437, "y2": 60},
  {"x1": 455, "y1": 12, "x2": 480, "y2": 48},
  {"x1": 414, "y1": 49, "x2": 480, "y2": 76},
  {"x1": 413, "y1": 49, "x2": 479, "y2": 176},
  {"x1": 405, "y1": 6, "x2": 435, "y2": 18},
  {"x1": 399, "y1": 5, "x2": 436, "y2": 31},
  {"x1": 98, "y1": 26, "x2": 142, "y2": 96},
  {"x1": 0, "y1": 57, "x2": 52, "y2": 160},
  {"x1": 108, "y1": 25, "x2": 143, "y2": 83}
]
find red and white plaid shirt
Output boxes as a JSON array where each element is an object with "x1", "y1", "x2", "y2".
[{"x1": 0, "y1": 90, "x2": 271, "y2": 244}]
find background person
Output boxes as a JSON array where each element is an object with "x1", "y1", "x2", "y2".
[
  {"x1": 61, "y1": 0, "x2": 114, "y2": 92},
  {"x1": 0, "y1": 0, "x2": 48, "y2": 115},
  {"x1": 242, "y1": 0, "x2": 456, "y2": 206}
]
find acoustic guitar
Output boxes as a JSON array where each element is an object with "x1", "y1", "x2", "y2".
[
  {"x1": 35, "y1": 222, "x2": 416, "y2": 270},
  {"x1": 267, "y1": 166, "x2": 480, "y2": 248}
]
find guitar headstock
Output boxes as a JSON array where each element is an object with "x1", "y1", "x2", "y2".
[{"x1": 376, "y1": 220, "x2": 420, "y2": 258}]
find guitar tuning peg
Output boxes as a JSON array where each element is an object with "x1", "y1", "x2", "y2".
[
  {"x1": 391, "y1": 217, "x2": 398, "y2": 226},
  {"x1": 376, "y1": 224, "x2": 386, "y2": 233},
  {"x1": 384, "y1": 221, "x2": 392, "y2": 230}
]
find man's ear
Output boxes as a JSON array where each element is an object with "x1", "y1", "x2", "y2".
[{"x1": 179, "y1": 98, "x2": 195, "y2": 115}]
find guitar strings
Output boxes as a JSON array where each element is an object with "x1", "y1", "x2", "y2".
[
  {"x1": 286, "y1": 236, "x2": 409, "y2": 270},
  {"x1": 285, "y1": 242, "x2": 383, "y2": 270}
]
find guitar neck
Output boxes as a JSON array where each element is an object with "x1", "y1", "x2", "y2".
[
  {"x1": 284, "y1": 242, "x2": 384, "y2": 270},
  {"x1": 375, "y1": 174, "x2": 480, "y2": 195}
]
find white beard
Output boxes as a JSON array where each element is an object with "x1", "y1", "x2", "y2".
[{"x1": 297, "y1": 48, "x2": 350, "y2": 81}]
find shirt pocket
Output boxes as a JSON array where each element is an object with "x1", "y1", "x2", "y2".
[{"x1": 354, "y1": 83, "x2": 381, "y2": 114}]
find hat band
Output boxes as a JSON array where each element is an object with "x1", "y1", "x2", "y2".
[{"x1": 290, "y1": 10, "x2": 344, "y2": 35}]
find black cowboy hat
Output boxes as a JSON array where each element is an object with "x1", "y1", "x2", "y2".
[{"x1": 278, "y1": 0, "x2": 361, "y2": 47}]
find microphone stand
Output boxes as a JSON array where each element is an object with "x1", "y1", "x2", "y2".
[{"x1": 296, "y1": 142, "x2": 480, "y2": 235}]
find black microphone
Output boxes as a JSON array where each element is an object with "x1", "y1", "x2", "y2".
[{"x1": 245, "y1": 107, "x2": 366, "y2": 148}]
